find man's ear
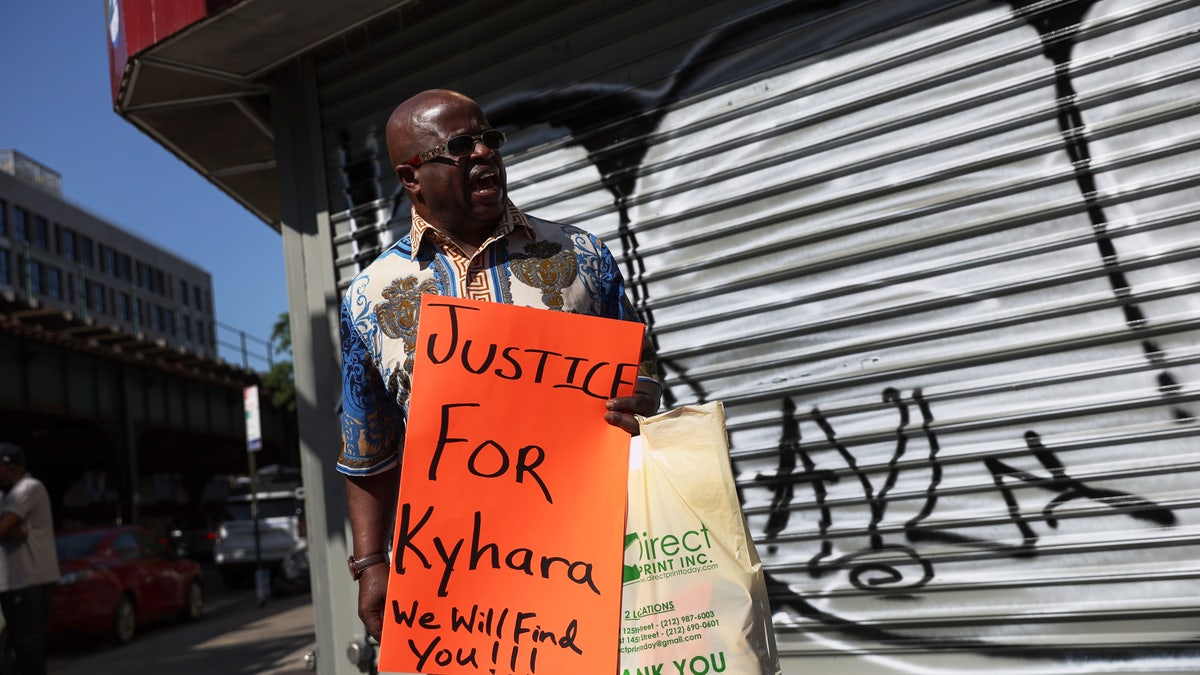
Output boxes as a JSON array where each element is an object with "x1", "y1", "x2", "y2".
[{"x1": 396, "y1": 164, "x2": 419, "y2": 196}]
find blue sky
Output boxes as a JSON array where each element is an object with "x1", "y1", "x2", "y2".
[{"x1": 0, "y1": 1, "x2": 288, "y2": 369}]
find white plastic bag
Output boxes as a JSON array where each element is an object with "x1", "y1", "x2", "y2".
[{"x1": 620, "y1": 401, "x2": 781, "y2": 675}]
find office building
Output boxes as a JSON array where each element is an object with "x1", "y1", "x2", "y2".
[{"x1": 0, "y1": 148, "x2": 215, "y2": 358}]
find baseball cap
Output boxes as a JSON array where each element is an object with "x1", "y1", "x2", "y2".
[{"x1": 0, "y1": 443, "x2": 26, "y2": 466}]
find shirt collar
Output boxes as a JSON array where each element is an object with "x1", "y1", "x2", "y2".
[{"x1": 409, "y1": 199, "x2": 536, "y2": 260}]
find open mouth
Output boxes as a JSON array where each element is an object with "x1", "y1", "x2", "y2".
[{"x1": 470, "y1": 166, "x2": 502, "y2": 201}]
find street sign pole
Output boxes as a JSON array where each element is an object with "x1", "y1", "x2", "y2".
[{"x1": 243, "y1": 385, "x2": 269, "y2": 606}]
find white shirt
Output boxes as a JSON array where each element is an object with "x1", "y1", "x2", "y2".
[{"x1": 0, "y1": 474, "x2": 60, "y2": 591}]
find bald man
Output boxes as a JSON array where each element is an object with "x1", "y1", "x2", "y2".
[{"x1": 337, "y1": 89, "x2": 662, "y2": 640}]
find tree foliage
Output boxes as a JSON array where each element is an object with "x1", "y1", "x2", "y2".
[{"x1": 261, "y1": 312, "x2": 295, "y2": 412}]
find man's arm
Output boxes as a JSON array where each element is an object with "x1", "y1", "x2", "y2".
[
  {"x1": 600, "y1": 267, "x2": 663, "y2": 433},
  {"x1": 0, "y1": 511, "x2": 22, "y2": 543},
  {"x1": 338, "y1": 292, "x2": 406, "y2": 641},
  {"x1": 347, "y1": 467, "x2": 399, "y2": 642},
  {"x1": 605, "y1": 296, "x2": 664, "y2": 433}
]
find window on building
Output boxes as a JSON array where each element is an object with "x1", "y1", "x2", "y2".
[
  {"x1": 119, "y1": 254, "x2": 132, "y2": 283},
  {"x1": 31, "y1": 216, "x2": 48, "y2": 250},
  {"x1": 193, "y1": 285, "x2": 203, "y2": 311},
  {"x1": 182, "y1": 315, "x2": 192, "y2": 341},
  {"x1": 180, "y1": 279, "x2": 189, "y2": 306},
  {"x1": 45, "y1": 266, "x2": 62, "y2": 300},
  {"x1": 136, "y1": 262, "x2": 149, "y2": 289},
  {"x1": 13, "y1": 207, "x2": 28, "y2": 242},
  {"x1": 78, "y1": 235, "x2": 94, "y2": 268},
  {"x1": 28, "y1": 259, "x2": 42, "y2": 295},
  {"x1": 0, "y1": 199, "x2": 7, "y2": 237},
  {"x1": 101, "y1": 245, "x2": 118, "y2": 276},
  {"x1": 58, "y1": 226, "x2": 75, "y2": 261},
  {"x1": 196, "y1": 320, "x2": 205, "y2": 346},
  {"x1": 87, "y1": 280, "x2": 106, "y2": 315},
  {"x1": 154, "y1": 269, "x2": 165, "y2": 295},
  {"x1": 0, "y1": 248, "x2": 9, "y2": 285},
  {"x1": 165, "y1": 307, "x2": 177, "y2": 336}
]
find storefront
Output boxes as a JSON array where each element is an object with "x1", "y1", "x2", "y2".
[{"x1": 110, "y1": 0, "x2": 1200, "y2": 671}]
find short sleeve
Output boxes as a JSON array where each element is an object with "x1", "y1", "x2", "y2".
[
  {"x1": 3, "y1": 481, "x2": 34, "y2": 520},
  {"x1": 338, "y1": 293, "x2": 403, "y2": 476}
]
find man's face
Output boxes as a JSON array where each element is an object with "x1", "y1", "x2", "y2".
[{"x1": 408, "y1": 99, "x2": 508, "y2": 238}]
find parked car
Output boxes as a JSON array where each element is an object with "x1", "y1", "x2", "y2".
[
  {"x1": 213, "y1": 488, "x2": 307, "y2": 591},
  {"x1": 166, "y1": 512, "x2": 218, "y2": 563},
  {"x1": 51, "y1": 525, "x2": 204, "y2": 644}
]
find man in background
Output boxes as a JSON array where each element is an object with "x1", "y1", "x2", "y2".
[{"x1": 0, "y1": 442, "x2": 59, "y2": 675}]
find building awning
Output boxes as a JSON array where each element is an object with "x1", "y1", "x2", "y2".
[{"x1": 107, "y1": 0, "x2": 410, "y2": 231}]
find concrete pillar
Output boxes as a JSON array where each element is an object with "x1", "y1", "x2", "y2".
[{"x1": 271, "y1": 58, "x2": 360, "y2": 674}]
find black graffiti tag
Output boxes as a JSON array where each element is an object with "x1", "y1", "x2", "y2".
[{"x1": 755, "y1": 388, "x2": 1176, "y2": 594}]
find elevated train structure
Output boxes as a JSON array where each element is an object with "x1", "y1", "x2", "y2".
[{"x1": 0, "y1": 151, "x2": 293, "y2": 539}]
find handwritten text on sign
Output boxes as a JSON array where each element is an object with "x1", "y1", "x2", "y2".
[{"x1": 379, "y1": 296, "x2": 644, "y2": 674}]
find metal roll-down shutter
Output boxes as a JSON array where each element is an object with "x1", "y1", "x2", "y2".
[{"x1": 319, "y1": 0, "x2": 1200, "y2": 670}]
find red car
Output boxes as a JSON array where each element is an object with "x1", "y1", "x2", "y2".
[{"x1": 51, "y1": 525, "x2": 204, "y2": 644}]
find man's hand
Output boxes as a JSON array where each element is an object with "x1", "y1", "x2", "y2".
[
  {"x1": 0, "y1": 524, "x2": 25, "y2": 545},
  {"x1": 356, "y1": 563, "x2": 390, "y2": 641},
  {"x1": 604, "y1": 385, "x2": 661, "y2": 435},
  {"x1": 0, "y1": 512, "x2": 23, "y2": 544}
]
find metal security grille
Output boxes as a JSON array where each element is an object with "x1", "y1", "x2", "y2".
[{"x1": 319, "y1": 0, "x2": 1200, "y2": 669}]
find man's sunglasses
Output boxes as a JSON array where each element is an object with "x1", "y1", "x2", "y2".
[{"x1": 405, "y1": 130, "x2": 506, "y2": 167}]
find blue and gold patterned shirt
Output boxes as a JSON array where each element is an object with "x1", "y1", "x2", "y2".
[{"x1": 337, "y1": 201, "x2": 660, "y2": 476}]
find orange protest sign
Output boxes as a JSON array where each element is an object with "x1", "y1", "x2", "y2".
[{"x1": 378, "y1": 295, "x2": 645, "y2": 674}]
